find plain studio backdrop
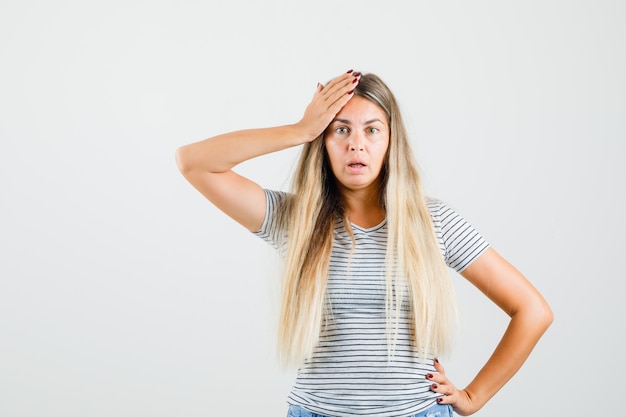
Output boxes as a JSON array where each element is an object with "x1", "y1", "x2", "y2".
[{"x1": 1, "y1": 1, "x2": 624, "y2": 416}]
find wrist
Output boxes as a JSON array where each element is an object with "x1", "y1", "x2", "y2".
[
  {"x1": 461, "y1": 387, "x2": 487, "y2": 415},
  {"x1": 291, "y1": 121, "x2": 322, "y2": 144}
]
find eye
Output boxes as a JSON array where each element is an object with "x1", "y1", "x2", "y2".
[
  {"x1": 335, "y1": 126, "x2": 349, "y2": 134},
  {"x1": 367, "y1": 127, "x2": 380, "y2": 134}
]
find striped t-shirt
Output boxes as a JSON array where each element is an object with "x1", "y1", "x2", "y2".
[{"x1": 255, "y1": 189, "x2": 489, "y2": 417}]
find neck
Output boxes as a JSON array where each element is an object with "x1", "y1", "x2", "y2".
[{"x1": 341, "y1": 187, "x2": 385, "y2": 229}]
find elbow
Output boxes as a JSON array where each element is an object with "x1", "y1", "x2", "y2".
[
  {"x1": 532, "y1": 298, "x2": 554, "y2": 333},
  {"x1": 175, "y1": 145, "x2": 193, "y2": 175},
  {"x1": 543, "y1": 302, "x2": 555, "y2": 330},
  {"x1": 512, "y1": 296, "x2": 554, "y2": 334}
]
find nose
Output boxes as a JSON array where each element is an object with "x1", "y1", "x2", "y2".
[{"x1": 349, "y1": 134, "x2": 364, "y2": 152}]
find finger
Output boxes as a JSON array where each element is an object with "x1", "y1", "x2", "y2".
[
  {"x1": 426, "y1": 372, "x2": 441, "y2": 384},
  {"x1": 426, "y1": 368, "x2": 450, "y2": 385},
  {"x1": 432, "y1": 382, "x2": 457, "y2": 396},
  {"x1": 436, "y1": 394, "x2": 453, "y2": 405},
  {"x1": 320, "y1": 71, "x2": 360, "y2": 104},
  {"x1": 433, "y1": 358, "x2": 446, "y2": 374},
  {"x1": 310, "y1": 74, "x2": 353, "y2": 116},
  {"x1": 325, "y1": 75, "x2": 360, "y2": 112},
  {"x1": 432, "y1": 385, "x2": 458, "y2": 404},
  {"x1": 323, "y1": 70, "x2": 357, "y2": 90}
]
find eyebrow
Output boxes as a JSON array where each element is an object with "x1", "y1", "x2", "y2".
[{"x1": 331, "y1": 118, "x2": 386, "y2": 125}]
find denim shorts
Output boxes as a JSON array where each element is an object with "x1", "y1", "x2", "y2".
[{"x1": 286, "y1": 403, "x2": 453, "y2": 417}]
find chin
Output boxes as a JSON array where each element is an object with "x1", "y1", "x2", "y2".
[{"x1": 340, "y1": 181, "x2": 376, "y2": 192}]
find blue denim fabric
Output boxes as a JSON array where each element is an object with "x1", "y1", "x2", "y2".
[
  {"x1": 413, "y1": 404, "x2": 453, "y2": 417},
  {"x1": 286, "y1": 403, "x2": 453, "y2": 417}
]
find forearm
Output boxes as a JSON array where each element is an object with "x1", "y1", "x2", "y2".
[
  {"x1": 464, "y1": 301, "x2": 553, "y2": 411},
  {"x1": 176, "y1": 72, "x2": 360, "y2": 175},
  {"x1": 176, "y1": 124, "x2": 309, "y2": 174}
]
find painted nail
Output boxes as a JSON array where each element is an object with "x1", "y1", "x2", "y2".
[
  {"x1": 437, "y1": 398, "x2": 443, "y2": 404},
  {"x1": 431, "y1": 384, "x2": 438, "y2": 390},
  {"x1": 434, "y1": 358, "x2": 439, "y2": 364},
  {"x1": 353, "y1": 72, "x2": 361, "y2": 77},
  {"x1": 347, "y1": 89, "x2": 354, "y2": 95},
  {"x1": 352, "y1": 78, "x2": 358, "y2": 83},
  {"x1": 346, "y1": 69, "x2": 354, "y2": 73},
  {"x1": 426, "y1": 373, "x2": 433, "y2": 379}
]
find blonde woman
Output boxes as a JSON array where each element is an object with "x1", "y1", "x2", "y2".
[{"x1": 175, "y1": 70, "x2": 553, "y2": 417}]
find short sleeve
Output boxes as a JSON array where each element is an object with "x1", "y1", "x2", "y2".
[
  {"x1": 253, "y1": 189, "x2": 288, "y2": 251},
  {"x1": 427, "y1": 199, "x2": 490, "y2": 272}
]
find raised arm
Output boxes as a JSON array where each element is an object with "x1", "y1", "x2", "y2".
[
  {"x1": 428, "y1": 248, "x2": 553, "y2": 415},
  {"x1": 175, "y1": 70, "x2": 361, "y2": 231}
]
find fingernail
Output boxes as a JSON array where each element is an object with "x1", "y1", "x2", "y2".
[
  {"x1": 353, "y1": 72, "x2": 361, "y2": 77},
  {"x1": 352, "y1": 78, "x2": 358, "y2": 83},
  {"x1": 346, "y1": 69, "x2": 354, "y2": 73},
  {"x1": 347, "y1": 89, "x2": 354, "y2": 95},
  {"x1": 437, "y1": 398, "x2": 443, "y2": 404},
  {"x1": 434, "y1": 358, "x2": 439, "y2": 364},
  {"x1": 431, "y1": 384, "x2": 438, "y2": 390},
  {"x1": 426, "y1": 373, "x2": 433, "y2": 379}
]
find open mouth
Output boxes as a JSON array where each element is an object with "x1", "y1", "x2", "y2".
[{"x1": 348, "y1": 162, "x2": 366, "y2": 168}]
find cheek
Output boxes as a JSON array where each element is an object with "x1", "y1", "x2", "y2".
[
  {"x1": 324, "y1": 143, "x2": 336, "y2": 175},
  {"x1": 372, "y1": 143, "x2": 389, "y2": 166},
  {"x1": 325, "y1": 141, "x2": 342, "y2": 160}
]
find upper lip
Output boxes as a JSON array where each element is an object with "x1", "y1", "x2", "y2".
[{"x1": 347, "y1": 158, "x2": 367, "y2": 167}]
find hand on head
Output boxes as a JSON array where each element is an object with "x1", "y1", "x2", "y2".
[{"x1": 295, "y1": 70, "x2": 361, "y2": 142}]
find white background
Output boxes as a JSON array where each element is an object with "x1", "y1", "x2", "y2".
[{"x1": 1, "y1": 1, "x2": 624, "y2": 416}]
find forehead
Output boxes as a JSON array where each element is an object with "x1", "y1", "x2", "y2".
[{"x1": 333, "y1": 96, "x2": 387, "y2": 124}]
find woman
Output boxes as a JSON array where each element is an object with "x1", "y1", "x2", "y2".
[{"x1": 175, "y1": 70, "x2": 553, "y2": 417}]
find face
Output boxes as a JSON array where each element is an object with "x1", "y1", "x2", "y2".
[{"x1": 324, "y1": 96, "x2": 390, "y2": 195}]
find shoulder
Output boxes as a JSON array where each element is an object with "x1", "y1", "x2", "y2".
[
  {"x1": 425, "y1": 196, "x2": 445, "y2": 212},
  {"x1": 253, "y1": 189, "x2": 292, "y2": 250},
  {"x1": 424, "y1": 196, "x2": 455, "y2": 225},
  {"x1": 263, "y1": 188, "x2": 290, "y2": 206},
  {"x1": 263, "y1": 188, "x2": 289, "y2": 200},
  {"x1": 424, "y1": 195, "x2": 478, "y2": 234},
  {"x1": 425, "y1": 196, "x2": 490, "y2": 272}
]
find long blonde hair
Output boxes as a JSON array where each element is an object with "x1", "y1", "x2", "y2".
[{"x1": 276, "y1": 73, "x2": 457, "y2": 367}]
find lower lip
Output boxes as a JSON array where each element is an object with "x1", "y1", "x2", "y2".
[{"x1": 347, "y1": 164, "x2": 366, "y2": 174}]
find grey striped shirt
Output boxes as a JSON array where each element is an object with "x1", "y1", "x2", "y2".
[{"x1": 255, "y1": 190, "x2": 489, "y2": 417}]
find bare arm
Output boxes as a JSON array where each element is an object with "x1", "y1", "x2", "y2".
[
  {"x1": 175, "y1": 125, "x2": 306, "y2": 231},
  {"x1": 429, "y1": 248, "x2": 553, "y2": 415},
  {"x1": 175, "y1": 71, "x2": 361, "y2": 231}
]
